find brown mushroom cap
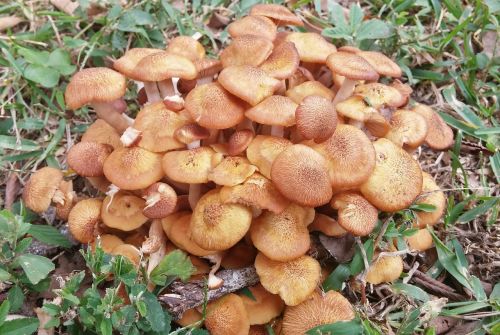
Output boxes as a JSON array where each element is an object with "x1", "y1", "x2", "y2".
[
  {"x1": 221, "y1": 35, "x2": 274, "y2": 68},
  {"x1": 111, "y1": 244, "x2": 141, "y2": 267},
  {"x1": 296, "y1": 95, "x2": 337, "y2": 143},
  {"x1": 166, "y1": 36, "x2": 205, "y2": 61},
  {"x1": 205, "y1": 294, "x2": 250, "y2": 335},
  {"x1": 245, "y1": 95, "x2": 298, "y2": 127},
  {"x1": 103, "y1": 146, "x2": 164, "y2": 190},
  {"x1": 162, "y1": 147, "x2": 223, "y2": 184},
  {"x1": 228, "y1": 129, "x2": 254, "y2": 156},
  {"x1": 335, "y1": 95, "x2": 379, "y2": 121},
  {"x1": 218, "y1": 65, "x2": 281, "y2": 106},
  {"x1": 22, "y1": 167, "x2": 64, "y2": 213},
  {"x1": 91, "y1": 234, "x2": 125, "y2": 253},
  {"x1": 176, "y1": 308, "x2": 203, "y2": 327},
  {"x1": 412, "y1": 104, "x2": 454, "y2": 150},
  {"x1": 228, "y1": 15, "x2": 277, "y2": 41},
  {"x1": 250, "y1": 204, "x2": 313, "y2": 261},
  {"x1": 174, "y1": 123, "x2": 210, "y2": 145},
  {"x1": 357, "y1": 51, "x2": 402, "y2": 78},
  {"x1": 208, "y1": 156, "x2": 257, "y2": 186},
  {"x1": 331, "y1": 192, "x2": 378, "y2": 236},
  {"x1": 113, "y1": 48, "x2": 160, "y2": 79},
  {"x1": 366, "y1": 255, "x2": 404, "y2": 284},
  {"x1": 65, "y1": 68, "x2": 127, "y2": 110},
  {"x1": 221, "y1": 241, "x2": 258, "y2": 269},
  {"x1": 132, "y1": 52, "x2": 198, "y2": 81},
  {"x1": 285, "y1": 81, "x2": 334, "y2": 104},
  {"x1": 81, "y1": 119, "x2": 122, "y2": 149},
  {"x1": 414, "y1": 172, "x2": 446, "y2": 228},
  {"x1": 185, "y1": 82, "x2": 246, "y2": 129},
  {"x1": 101, "y1": 192, "x2": 148, "y2": 231},
  {"x1": 326, "y1": 52, "x2": 379, "y2": 81},
  {"x1": 260, "y1": 41, "x2": 300, "y2": 80},
  {"x1": 282, "y1": 290, "x2": 355, "y2": 335},
  {"x1": 271, "y1": 144, "x2": 332, "y2": 207},
  {"x1": 240, "y1": 284, "x2": 285, "y2": 325},
  {"x1": 67, "y1": 142, "x2": 113, "y2": 177},
  {"x1": 354, "y1": 83, "x2": 404, "y2": 108},
  {"x1": 360, "y1": 138, "x2": 423, "y2": 212},
  {"x1": 190, "y1": 190, "x2": 252, "y2": 250},
  {"x1": 309, "y1": 213, "x2": 347, "y2": 236},
  {"x1": 249, "y1": 4, "x2": 303, "y2": 26},
  {"x1": 68, "y1": 198, "x2": 101, "y2": 243},
  {"x1": 194, "y1": 57, "x2": 223, "y2": 78},
  {"x1": 390, "y1": 79, "x2": 413, "y2": 106},
  {"x1": 285, "y1": 32, "x2": 337, "y2": 63},
  {"x1": 406, "y1": 228, "x2": 433, "y2": 251},
  {"x1": 142, "y1": 182, "x2": 177, "y2": 219},
  {"x1": 246, "y1": 135, "x2": 292, "y2": 179},
  {"x1": 255, "y1": 253, "x2": 321, "y2": 306},
  {"x1": 384, "y1": 109, "x2": 428, "y2": 148}
]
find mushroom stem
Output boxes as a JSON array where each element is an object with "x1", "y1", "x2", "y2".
[
  {"x1": 158, "y1": 79, "x2": 176, "y2": 98},
  {"x1": 120, "y1": 127, "x2": 142, "y2": 147},
  {"x1": 261, "y1": 125, "x2": 272, "y2": 135},
  {"x1": 332, "y1": 78, "x2": 357, "y2": 106},
  {"x1": 196, "y1": 76, "x2": 213, "y2": 86},
  {"x1": 92, "y1": 101, "x2": 131, "y2": 133},
  {"x1": 187, "y1": 140, "x2": 201, "y2": 150},
  {"x1": 51, "y1": 189, "x2": 66, "y2": 205},
  {"x1": 188, "y1": 184, "x2": 202, "y2": 210},
  {"x1": 204, "y1": 253, "x2": 224, "y2": 290},
  {"x1": 144, "y1": 82, "x2": 162, "y2": 103},
  {"x1": 147, "y1": 220, "x2": 167, "y2": 291},
  {"x1": 270, "y1": 125, "x2": 284, "y2": 137}
]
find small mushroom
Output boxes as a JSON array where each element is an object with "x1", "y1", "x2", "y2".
[
  {"x1": 227, "y1": 129, "x2": 254, "y2": 156},
  {"x1": 55, "y1": 180, "x2": 77, "y2": 220},
  {"x1": 67, "y1": 142, "x2": 113, "y2": 177},
  {"x1": 412, "y1": 103, "x2": 454, "y2": 150},
  {"x1": 228, "y1": 15, "x2": 277, "y2": 41},
  {"x1": 239, "y1": 284, "x2": 285, "y2": 325},
  {"x1": 111, "y1": 244, "x2": 142, "y2": 267},
  {"x1": 390, "y1": 79, "x2": 413, "y2": 106},
  {"x1": 366, "y1": 254, "x2": 404, "y2": 284},
  {"x1": 221, "y1": 241, "x2": 257, "y2": 269},
  {"x1": 249, "y1": 4, "x2": 303, "y2": 26},
  {"x1": 142, "y1": 182, "x2": 177, "y2": 219},
  {"x1": 81, "y1": 119, "x2": 122, "y2": 149},
  {"x1": 406, "y1": 228, "x2": 433, "y2": 252},
  {"x1": 208, "y1": 156, "x2": 257, "y2": 187},
  {"x1": 22, "y1": 167, "x2": 64, "y2": 213},
  {"x1": 384, "y1": 109, "x2": 428, "y2": 149},
  {"x1": 174, "y1": 123, "x2": 211, "y2": 149},
  {"x1": 285, "y1": 32, "x2": 336, "y2": 64},
  {"x1": 221, "y1": 35, "x2": 273, "y2": 68},
  {"x1": 295, "y1": 95, "x2": 337, "y2": 143},
  {"x1": 101, "y1": 192, "x2": 148, "y2": 231},
  {"x1": 245, "y1": 95, "x2": 298, "y2": 137},
  {"x1": 246, "y1": 135, "x2": 292, "y2": 179},
  {"x1": 90, "y1": 234, "x2": 125, "y2": 253},
  {"x1": 205, "y1": 294, "x2": 250, "y2": 335},
  {"x1": 309, "y1": 213, "x2": 347, "y2": 237},
  {"x1": 414, "y1": 172, "x2": 446, "y2": 228},
  {"x1": 260, "y1": 41, "x2": 300, "y2": 80},
  {"x1": 68, "y1": 198, "x2": 102, "y2": 243},
  {"x1": 285, "y1": 80, "x2": 334, "y2": 104},
  {"x1": 357, "y1": 51, "x2": 402, "y2": 78},
  {"x1": 166, "y1": 35, "x2": 205, "y2": 62},
  {"x1": 330, "y1": 192, "x2": 378, "y2": 236},
  {"x1": 354, "y1": 83, "x2": 405, "y2": 109}
]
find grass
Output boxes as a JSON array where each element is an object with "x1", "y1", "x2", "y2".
[{"x1": 0, "y1": 0, "x2": 499, "y2": 334}]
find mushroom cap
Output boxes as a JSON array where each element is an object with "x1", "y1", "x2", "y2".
[
  {"x1": 174, "y1": 123, "x2": 210, "y2": 144},
  {"x1": 208, "y1": 156, "x2": 257, "y2": 187},
  {"x1": 255, "y1": 253, "x2": 321, "y2": 306},
  {"x1": 309, "y1": 213, "x2": 347, "y2": 237},
  {"x1": 103, "y1": 147, "x2": 164, "y2": 190},
  {"x1": 335, "y1": 95, "x2": 379, "y2": 121},
  {"x1": 218, "y1": 65, "x2": 281, "y2": 106},
  {"x1": 246, "y1": 135, "x2": 292, "y2": 179},
  {"x1": 162, "y1": 147, "x2": 223, "y2": 184},
  {"x1": 22, "y1": 167, "x2": 64, "y2": 213},
  {"x1": 185, "y1": 82, "x2": 246, "y2": 129},
  {"x1": 326, "y1": 52, "x2": 379, "y2": 81},
  {"x1": 65, "y1": 67, "x2": 127, "y2": 110},
  {"x1": 220, "y1": 172, "x2": 290, "y2": 214},
  {"x1": 190, "y1": 190, "x2": 252, "y2": 250},
  {"x1": 357, "y1": 51, "x2": 402, "y2": 78},
  {"x1": 240, "y1": 284, "x2": 285, "y2": 325},
  {"x1": 354, "y1": 83, "x2": 405, "y2": 108},
  {"x1": 81, "y1": 119, "x2": 122, "y2": 149},
  {"x1": 366, "y1": 255, "x2": 404, "y2": 284},
  {"x1": 310, "y1": 124, "x2": 376, "y2": 190},
  {"x1": 282, "y1": 290, "x2": 355, "y2": 335},
  {"x1": 384, "y1": 109, "x2": 428, "y2": 148},
  {"x1": 101, "y1": 192, "x2": 148, "y2": 231},
  {"x1": 221, "y1": 241, "x2": 258, "y2": 269},
  {"x1": 412, "y1": 104, "x2": 454, "y2": 150},
  {"x1": 205, "y1": 294, "x2": 250, "y2": 335},
  {"x1": 271, "y1": 144, "x2": 333, "y2": 207},
  {"x1": 67, "y1": 142, "x2": 113, "y2": 177},
  {"x1": 406, "y1": 228, "x2": 433, "y2": 251},
  {"x1": 390, "y1": 79, "x2": 413, "y2": 106},
  {"x1": 142, "y1": 182, "x2": 177, "y2": 219},
  {"x1": 364, "y1": 112, "x2": 391, "y2": 137},
  {"x1": 287, "y1": 66, "x2": 315, "y2": 89},
  {"x1": 260, "y1": 41, "x2": 300, "y2": 80},
  {"x1": 86, "y1": 176, "x2": 111, "y2": 193},
  {"x1": 132, "y1": 52, "x2": 197, "y2": 81},
  {"x1": 331, "y1": 192, "x2": 378, "y2": 236},
  {"x1": 245, "y1": 95, "x2": 298, "y2": 127},
  {"x1": 68, "y1": 198, "x2": 101, "y2": 243},
  {"x1": 296, "y1": 95, "x2": 337, "y2": 143},
  {"x1": 111, "y1": 244, "x2": 141, "y2": 267},
  {"x1": 228, "y1": 15, "x2": 277, "y2": 41},
  {"x1": 194, "y1": 58, "x2": 223, "y2": 78},
  {"x1": 285, "y1": 81, "x2": 334, "y2": 104},
  {"x1": 249, "y1": 4, "x2": 303, "y2": 26},
  {"x1": 285, "y1": 32, "x2": 337, "y2": 63},
  {"x1": 414, "y1": 172, "x2": 446, "y2": 228},
  {"x1": 113, "y1": 48, "x2": 160, "y2": 79},
  {"x1": 55, "y1": 180, "x2": 76, "y2": 221},
  {"x1": 166, "y1": 36, "x2": 205, "y2": 61},
  {"x1": 228, "y1": 129, "x2": 254, "y2": 156},
  {"x1": 91, "y1": 234, "x2": 125, "y2": 253},
  {"x1": 176, "y1": 308, "x2": 203, "y2": 327},
  {"x1": 338, "y1": 46, "x2": 361, "y2": 53},
  {"x1": 250, "y1": 204, "x2": 313, "y2": 261},
  {"x1": 221, "y1": 35, "x2": 274, "y2": 68}
]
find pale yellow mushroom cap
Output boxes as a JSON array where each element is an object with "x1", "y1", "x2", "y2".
[
  {"x1": 406, "y1": 228, "x2": 434, "y2": 252},
  {"x1": 228, "y1": 15, "x2": 277, "y2": 41},
  {"x1": 246, "y1": 135, "x2": 292, "y2": 179},
  {"x1": 162, "y1": 147, "x2": 223, "y2": 184},
  {"x1": 208, "y1": 156, "x2": 257, "y2": 187},
  {"x1": 285, "y1": 32, "x2": 337, "y2": 63},
  {"x1": 239, "y1": 284, "x2": 285, "y2": 325},
  {"x1": 113, "y1": 48, "x2": 160, "y2": 79},
  {"x1": 221, "y1": 35, "x2": 273, "y2": 68},
  {"x1": 101, "y1": 192, "x2": 148, "y2": 231},
  {"x1": 245, "y1": 95, "x2": 298, "y2": 127},
  {"x1": 132, "y1": 52, "x2": 197, "y2": 81},
  {"x1": 366, "y1": 255, "x2": 404, "y2": 284},
  {"x1": 285, "y1": 81, "x2": 334, "y2": 104},
  {"x1": 166, "y1": 36, "x2": 205, "y2": 61},
  {"x1": 414, "y1": 172, "x2": 446, "y2": 228}
]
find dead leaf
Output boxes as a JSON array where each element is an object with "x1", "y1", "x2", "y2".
[
  {"x1": 50, "y1": 0, "x2": 78, "y2": 15},
  {"x1": 0, "y1": 16, "x2": 23, "y2": 31},
  {"x1": 35, "y1": 307, "x2": 54, "y2": 335},
  {"x1": 482, "y1": 31, "x2": 499, "y2": 59},
  {"x1": 319, "y1": 233, "x2": 355, "y2": 263},
  {"x1": 5, "y1": 173, "x2": 20, "y2": 210}
]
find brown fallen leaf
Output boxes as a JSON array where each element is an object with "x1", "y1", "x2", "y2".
[
  {"x1": 0, "y1": 16, "x2": 23, "y2": 31},
  {"x1": 35, "y1": 307, "x2": 55, "y2": 335},
  {"x1": 319, "y1": 233, "x2": 356, "y2": 263},
  {"x1": 482, "y1": 30, "x2": 499, "y2": 59},
  {"x1": 50, "y1": 0, "x2": 78, "y2": 15},
  {"x1": 5, "y1": 173, "x2": 20, "y2": 210}
]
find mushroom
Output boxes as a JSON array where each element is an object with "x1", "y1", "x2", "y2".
[
  {"x1": 354, "y1": 83, "x2": 405, "y2": 109},
  {"x1": 414, "y1": 172, "x2": 446, "y2": 228},
  {"x1": 22, "y1": 167, "x2": 65, "y2": 213},
  {"x1": 67, "y1": 142, "x2": 113, "y2": 177},
  {"x1": 249, "y1": 4, "x2": 303, "y2": 26},
  {"x1": 285, "y1": 32, "x2": 337, "y2": 64},
  {"x1": 285, "y1": 80, "x2": 334, "y2": 104},
  {"x1": 176, "y1": 308, "x2": 203, "y2": 327},
  {"x1": 309, "y1": 213, "x2": 347, "y2": 237},
  {"x1": 228, "y1": 15, "x2": 277, "y2": 41},
  {"x1": 81, "y1": 119, "x2": 122, "y2": 149},
  {"x1": 65, "y1": 67, "x2": 131, "y2": 132},
  {"x1": 227, "y1": 129, "x2": 254, "y2": 156},
  {"x1": 330, "y1": 192, "x2": 378, "y2": 236},
  {"x1": 260, "y1": 41, "x2": 300, "y2": 80},
  {"x1": 384, "y1": 109, "x2": 429, "y2": 149},
  {"x1": 205, "y1": 294, "x2": 250, "y2": 335},
  {"x1": 166, "y1": 35, "x2": 205, "y2": 62},
  {"x1": 90, "y1": 234, "x2": 124, "y2": 253},
  {"x1": 208, "y1": 156, "x2": 257, "y2": 187},
  {"x1": 101, "y1": 192, "x2": 148, "y2": 231},
  {"x1": 287, "y1": 66, "x2": 315, "y2": 89},
  {"x1": 174, "y1": 123, "x2": 211, "y2": 149},
  {"x1": 246, "y1": 135, "x2": 291, "y2": 179},
  {"x1": 239, "y1": 284, "x2": 285, "y2": 325},
  {"x1": 390, "y1": 79, "x2": 413, "y2": 106},
  {"x1": 220, "y1": 35, "x2": 274, "y2": 68},
  {"x1": 142, "y1": 182, "x2": 177, "y2": 219},
  {"x1": 412, "y1": 103, "x2": 454, "y2": 150},
  {"x1": 366, "y1": 254, "x2": 404, "y2": 284},
  {"x1": 245, "y1": 95, "x2": 298, "y2": 137},
  {"x1": 357, "y1": 51, "x2": 402, "y2": 78},
  {"x1": 145, "y1": 220, "x2": 168, "y2": 289},
  {"x1": 55, "y1": 180, "x2": 77, "y2": 220},
  {"x1": 406, "y1": 228, "x2": 433, "y2": 252},
  {"x1": 295, "y1": 95, "x2": 337, "y2": 143},
  {"x1": 221, "y1": 241, "x2": 257, "y2": 269},
  {"x1": 68, "y1": 198, "x2": 102, "y2": 243},
  {"x1": 111, "y1": 244, "x2": 142, "y2": 267}
]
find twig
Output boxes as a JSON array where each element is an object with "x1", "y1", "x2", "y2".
[
  {"x1": 373, "y1": 216, "x2": 394, "y2": 249},
  {"x1": 403, "y1": 261, "x2": 420, "y2": 284}
]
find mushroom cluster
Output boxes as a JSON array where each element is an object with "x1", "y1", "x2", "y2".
[{"x1": 22, "y1": 3, "x2": 453, "y2": 334}]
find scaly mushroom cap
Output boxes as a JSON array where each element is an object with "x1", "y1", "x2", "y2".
[
  {"x1": 228, "y1": 15, "x2": 277, "y2": 41},
  {"x1": 190, "y1": 190, "x2": 252, "y2": 250},
  {"x1": 360, "y1": 138, "x2": 423, "y2": 212},
  {"x1": 412, "y1": 104, "x2": 454, "y2": 150},
  {"x1": 390, "y1": 79, "x2": 413, "y2": 106},
  {"x1": 220, "y1": 172, "x2": 290, "y2": 214},
  {"x1": 246, "y1": 135, "x2": 292, "y2": 179},
  {"x1": 65, "y1": 67, "x2": 127, "y2": 110},
  {"x1": 285, "y1": 81, "x2": 334, "y2": 104},
  {"x1": 228, "y1": 129, "x2": 254, "y2": 156},
  {"x1": 162, "y1": 147, "x2": 223, "y2": 184},
  {"x1": 185, "y1": 82, "x2": 246, "y2": 129},
  {"x1": 384, "y1": 109, "x2": 428, "y2": 148},
  {"x1": 357, "y1": 51, "x2": 402, "y2": 78},
  {"x1": 113, "y1": 48, "x2": 160, "y2": 79},
  {"x1": 331, "y1": 192, "x2": 378, "y2": 236},
  {"x1": 166, "y1": 36, "x2": 205, "y2": 61},
  {"x1": 218, "y1": 65, "x2": 281, "y2": 106},
  {"x1": 310, "y1": 124, "x2": 376, "y2": 190},
  {"x1": 366, "y1": 255, "x2": 404, "y2": 284},
  {"x1": 338, "y1": 46, "x2": 361, "y2": 53},
  {"x1": 205, "y1": 294, "x2": 250, "y2": 335},
  {"x1": 221, "y1": 241, "x2": 258, "y2": 269},
  {"x1": 101, "y1": 192, "x2": 147, "y2": 231},
  {"x1": 364, "y1": 111, "x2": 391, "y2": 137},
  {"x1": 208, "y1": 156, "x2": 257, "y2": 187},
  {"x1": 414, "y1": 172, "x2": 446, "y2": 228},
  {"x1": 221, "y1": 35, "x2": 274, "y2": 68},
  {"x1": 255, "y1": 253, "x2": 321, "y2": 306},
  {"x1": 260, "y1": 41, "x2": 299, "y2": 80},
  {"x1": 194, "y1": 57, "x2": 223, "y2": 78},
  {"x1": 296, "y1": 95, "x2": 337, "y2": 143},
  {"x1": 335, "y1": 95, "x2": 379, "y2": 121},
  {"x1": 55, "y1": 180, "x2": 76, "y2": 221},
  {"x1": 354, "y1": 83, "x2": 404, "y2": 108},
  {"x1": 245, "y1": 95, "x2": 298, "y2": 127},
  {"x1": 287, "y1": 67, "x2": 315, "y2": 89},
  {"x1": 103, "y1": 147, "x2": 164, "y2": 190},
  {"x1": 142, "y1": 182, "x2": 177, "y2": 219},
  {"x1": 22, "y1": 167, "x2": 64, "y2": 213},
  {"x1": 309, "y1": 213, "x2": 347, "y2": 237},
  {"x1": 271, "y1": 144, "x2": 332, "y2": 207},
  {"x1": 326, "y1": 52, "x2": 379, "y2": 81},
  {"x1": 67, "y1": 142, "x2": 113, "y2": 177},
  {"x1": 249, "y1": 4, "x2": 303, "y2": 26},
  {"x1": 282, "y1": 290, "x2": 355, "y2": 335},
  {"x1": 240, "y1": 284, "x2": 285, "y2": 325},
  {"x1": 285, "y1": 32, "x2": 337, "y2": 63},
  {"x1": 132, "y1": 52, "x2": 197, "y2": 81},
  {"x1": 91, "y1": 234, "x2": 124, "y2": 253},
  {"x1": 174, "y1": 123, "x2": 210, "y2": 144},
  {"x1": 111, "y1": 244, "x2": 141, "y2": 267},
  {"x1": 81, "y1": 119, "x2": 123, "y2": 149},
  {"x1": 406, "y1": 228, "x2": 433, "y2": 251},
  {"x1": 250, "y1": 204, "x2": 313, "y2": 261},
  {"x1": 68, "y1": 198, "x2": 101, "y2": 243}
]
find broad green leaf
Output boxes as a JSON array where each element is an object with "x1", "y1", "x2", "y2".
[
  {"x1": 490, "y1": 283, "x2": 500, "y2": 300},
  {"x1": 0, "y1": 300, "x2": 10, "y2": 326},
  {"x1": 128, "y1": 9, "x2": 155, "y2": 25},
  {"x1": 16, "y1": 254, "x2": 55, "y2": 284},
  {"x1": 307, "y1": 318, "x2": 363, "y2": 335},
  {"x1": 7, "y1": 285, "x2": 24, "y2": 312},
  {"x1": 100, "y1": 318, "x2": 112, "y2": 335},
  {"x1": 356, "y1": 19, "x2": 393, "y2": 41},
  {"x1": 0, "y1": 268, "x2": 10, "y2": 281},
  {"x1": 28, "y1": 224, "x2": 71, "y2": 248},
  {"x1": 142, "y1": 291, "x2": 169, "y2": 332},
  {"x1": 349, "y1": 4, "x2": 363, "y2": 31},
  {"x1": 23, "y1": 64, "x2": 60, "y2": 88},
  {"x1": 328, "y1": 2, "x2": 348, "y2": 30},
  {"x1": 17, "y1": 47, "x2": 50, "y2": 65},
  {"x1": 392, "y1": 283, "x2": 430, "y2": 302},
  {"x1": 323, "y1": 264, "x2": 350, "y2": 291},
  {"x1": 0, "y1": 317, "x2": 39, "y2": 335},
  {"x1": 150, "y1": 250, "x2": 195, "y2": 286}
]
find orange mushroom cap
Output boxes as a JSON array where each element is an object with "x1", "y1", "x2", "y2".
[
  {"x1": 239, "y1": 284, "x2": 285, "y2": 325},
  {"x1": 326, "y1": 52, "x2": 379, "y2": 81},
  {"x1": 228, "y1": 15, "x2": 277, "y2": 41},
  {"x1": 414, "y1": 172, "x2": 446, "y2": 228},
  {"x1": 331, "y1": 192, "x2": 378, "y2": 236},
  {"x1": 245, "y1": 95, "x2": 298, "y2": 127},
  {"x1": 260, "y1": 41, "x2": 300, "y2": 80},
  {"x1": 22, "y1": 167, "x2": 64, "y2": 213},
  {"x1": 81, "y1": 119, "x2": 122, "y2": 150},
  {"x1": 249, "y1": 4, "x2": 303, "y2": 26},
  {"x1": 67, "y1": 142, "x2": 113, "y2": 177},
  {"x1": 412, "y1": 104, "x2": 454, "y2": 150},
  {"x1": 246, "y1": 135, "x2": 292, "y2": 179},
  {"x1": 205, "y1": 294, "x2": 250, "y2": 335},
  {"x1": 295, "y1": 95, "x2": 337, "y2": 143},
  {"x1": 68, "y1": 198, "x2": 101, "y2": 243},
  {"x1": 221, "y1": 35, "x2": 273, "y2": 68},
  {"x1": 162, "y1": 147, "x2": 223, "y2": 184},
  {"x1": 285, "y1": 80, "x2": 334, "y2": 104},
  {"x1": 101, "y1": 192, "x2": 148, "y2": 231},
  {"x1": 285, "y1": 32, "x2": 337, "y2": 64},
  {"x1": 166, "y1": 35, "x2": 205, "y2": 61}
]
